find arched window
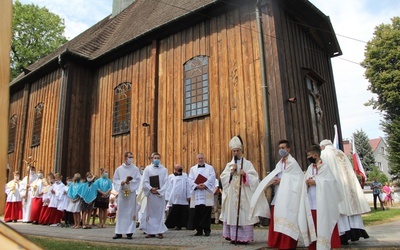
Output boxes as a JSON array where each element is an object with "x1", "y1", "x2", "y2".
[
  {"x1": 113, "y1": 82, "x2": 131, "y2": 135},
  {"x1": 183, "y1": 56, "x2": 210, "y2": 119},
  {"x1": 31, "y1": 102, "x2": 44, "y2": 147},
  {"x1": 8, "y1": 115, "x2": 18, "y2": 153}
]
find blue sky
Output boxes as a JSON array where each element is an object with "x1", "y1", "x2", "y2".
[{"x1": 19, "y1": 0, "x2": 400, "y2": 141}]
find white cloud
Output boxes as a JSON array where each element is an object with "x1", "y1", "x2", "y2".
[
  {"x1": 309, "y1": 0, "x2": 399, "y2": 140},
  {"x1": 19, "y1": 0, "x2": 111, "y2": 39}
]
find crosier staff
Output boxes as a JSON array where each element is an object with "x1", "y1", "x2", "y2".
[
  {"x1": 23, "y1": 157, "x2": 35, "y2": 203},
  {"x1": 235, "y1": 155, "x2": 244, "y2": 245}
]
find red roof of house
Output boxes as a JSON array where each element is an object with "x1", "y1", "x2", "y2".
[
  {"x1": 343, "y1": 137, "x2": 382, "y2": 156},
  {"x1": 369, "y1": 137, "x2": 382, "y2": 152}
]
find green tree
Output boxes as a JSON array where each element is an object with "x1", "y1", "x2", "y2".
[
  {"x1": 367, "y1": 167, "x2": 389, "y2": 184},
  {"x1": 362, "y1": 17, "x2": 400, "y2": 178},
  {"x1": 352, "y1": 129, "x2": 375, "y2": 172},
  {"x1": 11, "y1": 0, "x2": 68, "y2": 80}
]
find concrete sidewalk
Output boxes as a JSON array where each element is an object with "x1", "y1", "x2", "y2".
[{"x1": 5, "y1": 220, "x2": 400, "y2": 249}]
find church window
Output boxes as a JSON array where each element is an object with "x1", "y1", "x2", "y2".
[
  {"x1": 31, "y1": 102, "x2": 44, "y2": 147},
  {"x1": 183, "y1": 56, "x2": 210, "y2": 119},
  {"x1": 113, "y1": 82, "x2": 131, "y2": 135},
  {"x1": 8, "y1": 115, "x2": 18, "y2": 153}
]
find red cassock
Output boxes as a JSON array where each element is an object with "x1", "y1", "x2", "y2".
[
  {"x1": 30, "y1": 197, "x2": 43, "y2": 222},
  {"x1": 38, "y1": 205, "x2": 49, "y2": 225},
  {"x1": 268, "y1": 206, "x2": 297, "y2": 249},
  {"x1": 46, "y1": 207, "x2": 64, "y2": 224},
  {"x1": 4, "y1": 202, "x2": 22, "y2": 222},
  {"x1": 308, "y1": 210, "x2": 341, "y2": 250}
]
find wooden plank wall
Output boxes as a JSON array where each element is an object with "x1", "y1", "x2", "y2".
[
  {"x1": 62, "y1": 63, "x2": 93, "y2": 178},
  {"x1": 89, "y1": 45, "x2": 155, "y2": 177},
  {"x1": 266, "y1": 1, "x2": 341, "y2": 168},
  {"x1": 27, "y1": 70, "x2": 62, "y2": 176},
  {"x1": 259, "y1": 0, "x2": 288, "y2": 170},
  {"x1": 157, "y1": 4, "x2": 266, "y2": 177},
  {"x1": 7, "y1": 90, "x2": 24, "y2": 178},
  {"x1": 8, "y1": 70, "x2": 62, "y2": 178}
]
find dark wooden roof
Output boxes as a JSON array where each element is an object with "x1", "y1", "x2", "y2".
[
  {"x1": 279, "y1": 0, "x2": 342, "y2": 57},
  {"x1": 11, "y1": 0, "x2": 341, "y2": 88}
]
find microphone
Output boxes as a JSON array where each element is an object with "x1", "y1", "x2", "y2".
[{"x1": 230, "y1": 157, "x2": 239, "y2": 182}]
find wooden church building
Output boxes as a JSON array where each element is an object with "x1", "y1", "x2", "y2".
[{"x1": 8, "y1": 0, "x2": 342, "y2": 179}]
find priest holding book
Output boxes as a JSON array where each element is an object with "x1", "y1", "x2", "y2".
[
  {"x1": 188, "y1": 153, "x2": 216, "y2": 237},
  {"x1": 142, "y1": 152, "x2": 169, "y2": 239}
]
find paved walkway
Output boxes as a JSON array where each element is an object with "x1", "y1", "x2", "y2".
[{"x1": 5, "y1": 220, "x2": 400, "y2": 249}]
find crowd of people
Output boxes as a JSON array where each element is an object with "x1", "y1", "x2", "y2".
[
  {"x1": 371, "y1": 177, "x2": 396, "y2": 210},
  {"x1": 4, "y1": 136, "x2": 375, "y2": 249},
  {"x1": 4, "y1": 167, "x2": 114, "y2": 229}
]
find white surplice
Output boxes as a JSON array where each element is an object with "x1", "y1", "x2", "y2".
[
  {"x1": 142, "y1": 164, "x2": 169, "y2": 235},
  {"x1": 188, "y1": 164, "x2": 215, "y2": 207},
  {"x1": 49, "y1": 181, "x2": 65, "y2": 209},
  {"x1": 302, "y1": 161, "x2": 342, "y2": 250},
  {"x1": 31, "y1": 178, "x2": 44, "y2": 199},
  {"x1": 251, "y1": 154, "x2": 314, "y2": 242},
  {"x1": 5, "y1": 180, "x2": 22, "y2": 202},
  {"x1": 113, "y1": 163, "x2": 141, "y2": 234},
  {"x1": 166, "y1": 173, "x2": 190, "y2": 205}
]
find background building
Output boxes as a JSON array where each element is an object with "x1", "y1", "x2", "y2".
[
  {"x1": 343, "y1": 137, "x2": 390, "y2": 179},
  {"x1": 8, "y1": 0, "x2": 342, "y2": 180}
]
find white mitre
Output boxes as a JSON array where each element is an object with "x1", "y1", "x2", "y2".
[
  {"x1": 229, "y1": 136, "x2": 243, "y2": 150},
  {"x1": 319, "y1": 139, "x2": 333, "y2": 147}
]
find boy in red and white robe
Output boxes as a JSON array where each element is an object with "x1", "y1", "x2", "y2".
[
  {"x1": 47, "y1": 173, "x2": 65, "y2": 226},
  {"x1": 302, "y1": 145, "x2": 342, "y2": 250},
  {"x1": 30, "y1": 170, "x2": 44, "y2": 224},
  {"x1": 4, "y1": 171, "x2": 23, "y2": 222}
]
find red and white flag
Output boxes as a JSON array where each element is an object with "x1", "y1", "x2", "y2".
[{"x1": 352, "y1": 138, "x2": 367, "y2": 188}]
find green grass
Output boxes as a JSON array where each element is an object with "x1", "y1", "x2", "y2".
[
  {"x1": 362, "y1": 206, "x2": 400, "y2": 226},
  {"x1": 27, "y1": 236, "x2": 180, "y2": 250}
]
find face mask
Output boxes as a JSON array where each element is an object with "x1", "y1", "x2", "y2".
[
  {"x1": 177, "y1": 168, "x2": 183, "y2": 173},
  {"x1": 278, "y1": 149, "x2": 287, "y2": 157},
  {"x1": 127, "y1": 158, "x2": 133, "y2": 165},
  {"x1": 75, "y1": 178, "x2": 81, "y2": 182},
  {"x1": 37, "y1": 173, "x2": 43, "y2": 179},
  {"x1": 87, "y1": 177, "x2": 93, "y2": 182},
  {"x1": 67, "y1": 181, "x2": 72, "y2": 186},
  {"x1": 56, "y1": 180, "x2": 61, "y2": 184},
  {"x1": 153, "y1": 159, "x2": 160, "y2": 166},
  {"x1": 308, "y1": 157, "x2": 317, "y2": 164},
  {"x1": 30, "y1": 171, "x2": 35, "y2": 175},
  {"x1": 103, "y1": 173, "x2": 108, "y2": 178},
  {"x1": 140, "y1": 170, "x2": 144, "y2": 175}
]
